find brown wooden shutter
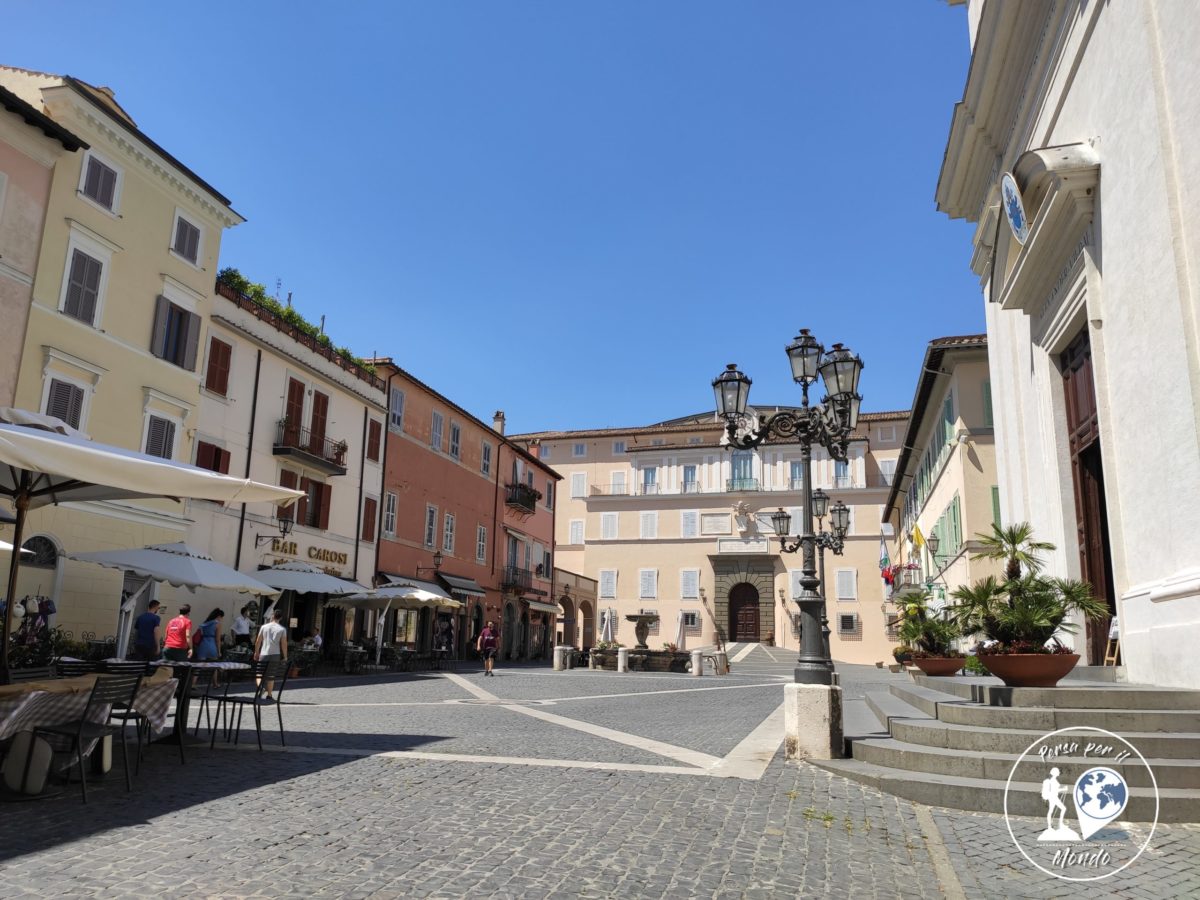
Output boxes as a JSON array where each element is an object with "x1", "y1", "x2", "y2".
[
  {"x1": 64, "y1": 250, "x2": 101, "y2": 325},
  {"x1": 150, "y1": 295, "x2": 170, "y2": 359},
  {"x1": 284, "y1": 379, "x2": 305, "y2": 444},
  {"x1": 206, "y1": 338, "x2": 231, "y2": 396},
  {"x1": 218, "y1": 447, "x2": 231, "y2": 475},
  {"x1": 279, "y1": 470, "x2": 298, "y2": 521},
  {"x1": 366, "y1": 419, "x2": 381, "y2": 462},
  {"x1": 319, "y1": 483, "x2": 332, "y2": 531},
  {"x1": 310, "y1": 391, "x2": 329, "y2": 446},
  {"x1": 362, "y1": 497, "x2": 377, "y2": 543},
  {"x1": 195, "y1": 440, "x2": 215, "y2": 470},
  {"x1": 297, "y1": 476, "x2": 311, "y2": 526}
]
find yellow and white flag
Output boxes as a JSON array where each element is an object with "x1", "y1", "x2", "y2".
[{"x1": 912, "y1": 523, "x2": 926, "y2": 549}]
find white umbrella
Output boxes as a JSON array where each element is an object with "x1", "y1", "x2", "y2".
[
  {"x1": 255, "y1": 561, "x2": 368, "y2": 595},
  {"x1": 0, "y1": 540, "x2": 31, "y2": 555},
  {"x1": 328, "y1": 585, "x2": 462, "y2": 664},
  {"x1": 69, "y1": 542, "x2": 283, "y2": 659},
  {"x1": 674, "y1": 610, "x2": 686, "y2": 651},
  {"x1": 601, "y1": 608, "x2": 615, "y2": 643},
  {"x1": 0, "y1": 412, "x2": 301, "y2": 678}
]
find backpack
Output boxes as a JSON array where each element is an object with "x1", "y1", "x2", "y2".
[
  {"x1": 1040, "y1": 778, "x2": 1053, "y2": 801},
  {"x1": 192, "y1": 627, "x2": 203, "y2": 648}
]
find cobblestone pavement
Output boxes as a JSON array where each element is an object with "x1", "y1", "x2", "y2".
[{"x1": 0, "y1": 648, "x2": 1196, "y2": 898}]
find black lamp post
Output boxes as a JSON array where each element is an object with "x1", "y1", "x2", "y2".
[{"x1": 712, "y1": 329, "x2": 863, "y2": 685}]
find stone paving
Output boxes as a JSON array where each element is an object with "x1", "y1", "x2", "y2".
[{"x1": 0, "y1": 648, "x2": 1196, "y2": 898}]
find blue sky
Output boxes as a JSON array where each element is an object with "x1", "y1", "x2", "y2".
[{"x1": 7, "y1": 1, "x2": 979, "y2": 434}]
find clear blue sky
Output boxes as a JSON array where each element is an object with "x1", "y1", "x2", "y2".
[{"x1": 7, "y1": 1, "x2": 979, "y2": 434}]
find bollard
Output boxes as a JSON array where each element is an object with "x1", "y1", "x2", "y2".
[
  {"x1": 617, "y1": 647, "x2": 629, "y2": 673},
  {"x1": 553, "y1": 646, "x2": 566, "y2": 671},
  {"x1": 566, "y1": 648, "x2": 575, "y2": 669},
  {"x1": 690, "y1": 649, "x2": 704, "y2": 676},
  {"x1": 714, "y1": 650, "x2": 729, "y2": 675}
]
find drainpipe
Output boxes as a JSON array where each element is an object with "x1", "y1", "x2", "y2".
[
  {"x1": 234, "y1": 348, "x2": 263, "y2": 571},
  {"x1": 377, "y1": 370, "x2": 396, "y2": 586},
  {"x1": 353, "y1": 405, "x2": 368, "y2": 577}
]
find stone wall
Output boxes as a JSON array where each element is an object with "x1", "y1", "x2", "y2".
[{"x1": 712, "y1": 557, "x2": 777, "y2": 643}]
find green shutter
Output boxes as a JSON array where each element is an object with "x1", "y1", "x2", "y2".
[
  {"x1": 982, "y1": 380, "x2": 993, "y2": 428},
  {"x1": 991, "y1": 486, "x2": 1001, "y2": 529}
]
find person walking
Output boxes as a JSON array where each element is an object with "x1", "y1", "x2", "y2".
[
  {"x1": 231, "y1": 606, "x2": 253, "y2": 647},
  {"x1": 476, "y1": 620, "x2": 499, "y2": 677},
  {"x1": 131, "y1": 600, "x2": 163, "y2": 661},
  {"x1": 253, "y1": 608, "x2": 288, "y2": 702},
  {"x1": 162, "y1": 604, "x2": 193, "y2": 662}
]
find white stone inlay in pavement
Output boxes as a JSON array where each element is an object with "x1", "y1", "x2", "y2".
[
  {"x1": 731, "y1": 643, "x2": 758, "y2": 663},
  {"x1": 707, "y1": 701, "x2": 785, "y2": 779}
]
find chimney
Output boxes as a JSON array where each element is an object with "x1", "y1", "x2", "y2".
[{"x1": 493, "y1": 410, "x2": 506, "y2": 435}]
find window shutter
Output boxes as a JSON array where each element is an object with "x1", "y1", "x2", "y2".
[
  {"x1": 569, "y1": 520, "x2": 584, "y2": 544},
  {"x1": 680, "y1": 510, "x2": 698, "y2": 538},
  {"x1": 836, "y1": 569, "x2": 857, "y2": 601},
  {"x1": 64, "y1": 250, "x2": 101, "y2": 324},
  {"x1": 599, "y1": 570, "x2": 616, "y2": 599},
  {"x1": 206, "y1": 338, "x2": 232, "y2": 395},
  {"x1": 639, "y1": 511, "x2": 657, "y2": 539},
  {"x1": 295, "y1": 476, "x2": 310, "y2": 525},
  {"x1": 362, "y1": 497, "x2": 377, "y2": 543},
  {"x1": 182, "y1": 311, "x2": 201, "y2": 371},
  {"x1": 150, "y1": 295, "x2": 170, "y2": 359},
  {"x1": 218, "y1": 447, "x2": 231, "y2": 475},
  {"x1": 367, "y1": 419, "x2": 382, "y2": 461},
  {"x1": 571, "y1": 472, "x2": 586, "y2": 498},
  {"x1": 601, "y1": 512, "x2": 617, "y2": 540},
  {"x1": 611, "y1": 470, "x2": 626, "y2": 493},
  {"x1": 680, "y1": 569, "x2": 699, "y2": 599},
  {"x1": 319, "y1": 483, "x2": 332, "y2": 530},
  {"x1": 195, "y1": 441, "x2": 215, "y2": 470},
  {"x1": 789, "y1": 569, "x2": 803, "y2": 599},
  {"x1": 991, "y1": 486, "x2": 1001, "y2": 529},
  {"x1": 639, "y1": 569, "x2": 657, "y2": 599},
  {"x1": 46, "y1": 379, "x2": 84, "y2": 428},
  {"x1": 145, "y1": 417, "x2": 175, "y2": 459}
]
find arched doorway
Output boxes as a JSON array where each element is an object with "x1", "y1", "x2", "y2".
[
  {"x1": 541, "y1": 617, "x2": 552, "y2": 658},
  {"x1": 579, "y1": 600, "x2": 595, "y2": 648},
  {"x1": 558, "y1": 597, "x2": 575, "y2": 646},
  {"x1": 519, "y1": 608, "x2": 530, "y2": 660},
  {"x1": 728, "y1": 582, "x2": 760, "y2": 642},
  {"x1": 502, "y1": 601, "x2": 517, "y2": 659},
  {"x1": 417, "y1": 606, "x2": 432, "y2": 652}
]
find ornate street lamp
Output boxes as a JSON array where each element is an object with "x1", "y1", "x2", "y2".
[{"x1": 712, "y1": 329, "x2": 864, "y2": 685}]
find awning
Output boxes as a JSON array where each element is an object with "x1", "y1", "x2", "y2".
[
  {"x1": 379, "y1": 573, "x2": 451, "y2": 600},
  {"x1": 526, "y1": 600, "x2": 561, "y2": 615},
  {"x1": 437, "y1": 573, "x2": 486, "y2": 597},
  {"x1": 255, "y1": 561, "x2": 368, "y2": 595}
]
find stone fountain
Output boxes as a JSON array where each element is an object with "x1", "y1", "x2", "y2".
[{"x1": 625, "y1": 613, "x2": 660, "y2": 649}]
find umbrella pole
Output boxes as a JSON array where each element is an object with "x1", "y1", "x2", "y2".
[
  {"x1": 376, "y1": 599, "x2": 392, "y2": 666},
  {"x1": 0, "y1": 491, "x2": 30, "y2": 684}
]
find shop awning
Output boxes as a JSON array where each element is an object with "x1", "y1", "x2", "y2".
[
  {"x1": 255, "y1": 561, "x2": 368, "y2": 595},
  {"x1": 437, "y1": 573, "x2": 486, "y2": 597},
  {"x1": 526, "y1": 600, "x2": 561, "y2": 615},
  {"x1": 379, "y1": 573, "x2": 452, "y2": 600}
]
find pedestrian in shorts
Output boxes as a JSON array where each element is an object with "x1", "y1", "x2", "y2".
[{"x1": 477, "y1": 620, "x2": 499, "y2": 677}]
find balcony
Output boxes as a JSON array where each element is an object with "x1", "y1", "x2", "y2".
[
  {"x1": 889, "y1": 566, "x2": 926, "y2": 600},
  {"x1": 273, "y1": 420, "x2": 348, "y2": 475},
  {"x1": 504, "y1": 483, "x2": 540, "y2": 514},
  {"x1": 589, "y1": 483, "x2": 631, "y2": 497},
  {"x1": 502, "y1": 565, "x2": 533, "y2": 594},
  {"x1": 789, "y1": 478, "x2": 805, "y2": 490},
  {"x1": 726, "y1": 478, "x2": 760, "y2": 492},
  {"x1": 681, "y1": 481, "x2": 701, "y2": 494}
]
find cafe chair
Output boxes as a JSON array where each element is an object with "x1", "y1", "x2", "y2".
[
  {"x1": 56, "y1": 659, "x2": 99, "y2": 678},
  {"x1": 29, "y1": 672, "x2": 143, "y2": 804},
  {"x1": 9, "y1": 667, "x2": 54, "y2": 683},
  {"x1": 211, "y1": 660, "x2": 289, "y2": 751}
]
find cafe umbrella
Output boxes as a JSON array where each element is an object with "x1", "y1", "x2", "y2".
[
  {"x1": 255, "y1": 561, "x2": 370, "y2": 647},
  {"x1": 329, "y1": 583, "x2": 462, "y2": 665},
  {"x1": 0, "y1": 410, "x2": 301, "y2": 680}
]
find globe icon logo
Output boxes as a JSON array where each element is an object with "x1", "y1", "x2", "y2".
[{"x1": 1073, "y1": 767, "x2": 1128, "y2": 838}]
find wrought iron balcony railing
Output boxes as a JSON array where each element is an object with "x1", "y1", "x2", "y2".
[
  {"x1": 504, "y1": 483, "x2": 539, "y2": 514},
  {"x1": 726, "y1": 478, "x2": 760, "y2": 492},
  {"x1": 273, "y1": 420, "x2": 348, "y2": 475},
  {"x1": 502, "y1": 565, "x2": 533, "y2": 593}
]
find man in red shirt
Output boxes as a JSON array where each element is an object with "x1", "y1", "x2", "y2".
[
  {"x1": 476, "y1": 620, "x2": 499, "y2": 677},
  {"x1": 162, "y1": 604, "x2": 193, "y2": 662}
]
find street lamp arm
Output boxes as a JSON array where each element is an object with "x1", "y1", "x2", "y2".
[{"x1": 724, "y1": 407, "x2": 851, "y2": 458}]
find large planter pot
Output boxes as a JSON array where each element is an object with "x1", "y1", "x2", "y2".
[
  {"x1": 979, "y1": 653, "x2": 1080, "y2": 688},
  {"x1": 912, "y1": 657, "x2": 965, "y2": 677}
]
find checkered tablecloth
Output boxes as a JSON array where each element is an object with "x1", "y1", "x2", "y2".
[
  {"x1": 148, "y1": 661, "x2": 252, "y2": 672},
  {"x1": 0, "y1": 678, "x2": 179, "y2": 745}
]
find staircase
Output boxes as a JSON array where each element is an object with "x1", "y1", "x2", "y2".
[{"x1": 814, "y1": 672, "x2": 1200, "y2": 823}]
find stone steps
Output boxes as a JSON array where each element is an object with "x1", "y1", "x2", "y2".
[{"x1": 912, "y1": 673, "x2": 1200, "y2": 710}]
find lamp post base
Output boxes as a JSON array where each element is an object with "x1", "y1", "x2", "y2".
[
  {"x1": 794, "y1": 661, "x2": 834, "y2": 686},
  {"x1": 783, "y1": 682, "x2": 844, "y2": 760}
]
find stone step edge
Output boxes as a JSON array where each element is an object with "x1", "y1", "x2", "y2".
[
  {"x1": 864, "y1": 690, "x2": 933, "y2": 731},
  {"x1": 910, "y1": 674, "x2": 1200, "y2": 709},
  {"x1": 890, "y1": 716, "x2": 1200, "y2": 742}
]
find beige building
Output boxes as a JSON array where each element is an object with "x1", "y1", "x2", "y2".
[
  {"x1": 0, "y1": 67, "x2": 244, "y2": 638},
  {"x1": 513, "y1": 409, "x2": 908, "y2": 665},
  {"x1": 882, "y1": 335, "x2": 1002, "y2": 622}
]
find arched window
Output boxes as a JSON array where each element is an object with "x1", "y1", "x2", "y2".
[{"x1": 22, "y1": 535, "x2": 59, "y2": 569}]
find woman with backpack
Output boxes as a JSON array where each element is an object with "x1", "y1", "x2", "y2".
[{"x1": 476, "y1": 620, "x2": 499, "y2": 677}]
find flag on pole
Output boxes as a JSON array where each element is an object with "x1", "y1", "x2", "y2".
[
  {"x1": 912, "y1": 523, "x2": 926, "y2": 549},
  {"x1": 878, "y1": 536, "x2": 890, "y2": 579}
]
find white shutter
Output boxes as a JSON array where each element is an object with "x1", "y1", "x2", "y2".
[
  {"x1": 601, "y1": 512, "x2": 618, "y2": 540},
  {"x1": 569, "y1": 520, "x2": 584, "y2": 544},
  {"x1": 680, "y1": 510, "x2": 699, "y2": 538},
  {"x1": 599, "y1": 569, "x2": 616, "y2": 599},
  {"x1": 639, "y1": 569, "x2": 657, "y2": 599},
  {"x1": 571, "y1": 472, "x2": 586, "y2": 498},
  {"x1": 611, "y1": 470, "x2": 626, "y2": 494},
  {"x1": 639, "y1": 511, "x2": 658, "y2": 539},
  {"x1": 836, "y1": 569, "x2": 857, "y2": 601},
  {"x1": 789, "y1": 570, "x2": 804, "y2": 599},
  {"x1": 680, "y1": 569, "x2": 699, "y2": 599}
]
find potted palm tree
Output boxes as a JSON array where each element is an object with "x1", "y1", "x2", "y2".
[
  {"x1": 896, "y1": 589, "x2": 965, "y2": 676},
  {"x1": 949, "y1": 523, "x2": 1108, "y2": 687}
]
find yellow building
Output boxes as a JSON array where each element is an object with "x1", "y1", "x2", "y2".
[
  {"x1": 513, "y1": 409, "x2": 908, "y2": 665},
  {"x1": 882, "y1": 335, "x2": 1003, "y2": 625},
  {"x1": 0, "y1": 67, "x2": 244, "y2": 639}
]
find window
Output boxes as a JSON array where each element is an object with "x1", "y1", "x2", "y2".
[
  {"x1": 639, "y1": 511, "x2": 658, "y2": 539},
  {"x1": 610, "y1": 470, "x2": 626, "y2": 495},
  {"x1": 150, "y1": 295, "x2": 201, "y2": 370},
  {"x1": 205, "y1": 337, "x2": 232, "y2": 396},
  {"x1": 651, "y1": 438, "x2": 664, "y2": 446},
  {"x1": 599, "y1": 569, "x2": 617, "y2": 600},
  {"x1": 195, "y1": 440, "x2": 231, "y2": 474},
  {"x1": 62, "y1": 248, "x2": 103, "y2": 326},
  {"x1": 569, "y1": 520, "x2": 584, "y2": 544},
  {"x1": 442, "y1": 512, "x2": 455, "y2": 553},
  {"x1": 879, "y1": 459, "x2": 896, "y2": 486},
  {"x1": 682, "y1": 464, "x2": 698, "y2": 493},
  {"x1": 992, "y1": 486, "x2": 1001, "y2": 529},
  {"x1": 481, "y1": 441, "x2": 492, "y2": 475},
  {"x1": 80, "y1": 153, "x2": 119, "y2": 211},
  {"x1": 573, "y1": 442, "x2": 587, "y2": 458},
  {"x1": 389, "y1": 387, "x2": 405, "y2": 431},
  {"x1": 543, "y1": 549, "x2": 552, "y2": 577},
  {"x1": 476, "y1": 525, "x2": 487, "y2": 562},
  {"x1": 877, "y1": 425, "x2": 897, "y2": 442},
  {"x1": 144, "y1": 415, "x2": 176, "y2": 459},
  {"x1": 539, "y1": 444, "x2": 550, "y2": 461},
  {"x1": 688, "y1": 437, "x2": 703, "y2": 445},
  {"x1": 570, "y1": 472, "x2": 586, "y2": 498},
  {"x1": 424, "y1": 505, "x2": 438, "y2": 547},
  {"x1": 790, "y1": 461, "x2": 804, "y2": 490},
  {"x1": 638, "y1": 569, "x2": 657, "y2": 599},
  {"x1": 982, "y1": 380, "x2": 993, "y2": 428},
  {"x1": 682, "y1": 611, "x2": 700, "y2": 629},
  {"x1": 505, "y1": 533, "x2": 520, "y2": 567},
  {"x1": 600, "y1": 512, "x2": 618, "y2": 540},
  {"x1": 449, "y1": 422, "x2": 461, "y2": 459},
  {"x1": 296, "y1": 478, "x2": 332, "y2": 530},
  {"x1": 524, "y1": 539, "x2": 532, "y2": 570},
  {"x1": 44, "y1": 378, "x2": 85, "y2": 429},
  {"x1": 367, "y1": 419, "x2": 382, "y2": 462},
  {"x1": 362, "y1": 497, "x2": 378, "y2": 543},
  {"x1": 838, "y1": 613, "x2": 860, "y2": 634},
  {"x1": 612, "y1": 441, "x2": 625, "y2": 454},
  {"x1": 680, "y1": 568, "x2": 699, "y2": 599},
  {"x1": 680, "y1": 510, "x2": 699, "y2": 538},
  {"x1": 834, "y1": 459, "x2": 850, "y2": 488},
  {"x1": 835, "y1": 569, "x2": 858, "y2": 601},
  {"x1": 545, "y1": 480, "x2": 554, "y2": 509},
  {"x1": 383, "y1": 492, "x2": 398, "y2": 537},
  {"x1": 431, "y1": 411, "x2": 444, "y2": 450},
  {"x1": 171, "y1": 212, "x2": 202, "y2": 264},
  {"x1": 641, "y1": 467, "x2": 658, "y2": 495}
]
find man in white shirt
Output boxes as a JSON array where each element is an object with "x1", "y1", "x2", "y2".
[
  {"x1": 253, "y1": 608, "x2": 289, "y2": 702},
  {"x1": 232, "y1": 606, "x2": 253, "y2": 647}
]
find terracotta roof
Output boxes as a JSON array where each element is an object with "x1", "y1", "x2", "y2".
[{"x1": 0, "y1": 84, "x2": 86, "y2": 150}]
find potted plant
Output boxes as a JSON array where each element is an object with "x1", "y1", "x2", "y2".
[
  {"x1": 948, "y1": 523, "x2": 1109, "y2": 687},
  {"x1": 897, "y1": 590, "x2": 965, "y2": 676},
  {"x1": 892, "y1": 645, "x2": 914, "y2": 665}
]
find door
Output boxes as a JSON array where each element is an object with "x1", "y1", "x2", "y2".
[
  {"x1": 284, "y1": 378, "x2": 305, "y2": 446},
  {"x1": 1062, "y1": 330, "x2": 1116, "y2": 663},
  {"x1": 728, "y1": 582, "x2": 760, "y2": 641},
  {"x1": 731, "y1": 451, "x2": 753, "y2": 490}
]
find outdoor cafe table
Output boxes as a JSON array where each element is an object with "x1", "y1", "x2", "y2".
[{"x1": 146, "y1": 661, "x2": 251, "y2": 744}]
